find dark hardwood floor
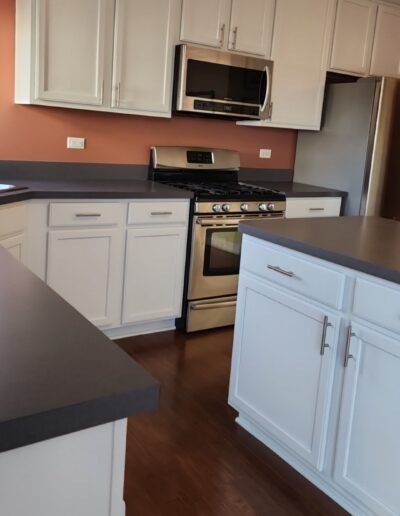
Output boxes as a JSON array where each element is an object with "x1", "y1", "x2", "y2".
[{"x1": 117, "y1": 328, "x2": 348, "y2": 516}]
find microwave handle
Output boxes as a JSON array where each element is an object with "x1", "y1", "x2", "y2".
[{"x1": 260, "y1": 66, "x2": 271, "y2": 121}]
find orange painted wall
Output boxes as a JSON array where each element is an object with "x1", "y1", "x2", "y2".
[{"x1": 0, "y1": 0, "x2": 297, "y2": 169}]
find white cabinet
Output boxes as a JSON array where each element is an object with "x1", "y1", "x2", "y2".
[
  {"x1": 0, "y1": 203, "x2": 27, "y2": 263},
  {"x1": 330, "y1": 0, "x2": 377, "y2": 75},
  {"x1": 370, "y1": 3, "x2": 400, "y2": 78},
  {"x1": 47, "y1": 228, "x2": 124, "y2": 328},
  {"x1": 180, "y1": 0, "x2": 274, "y2": 57},
  {"x1": 239, "y1": 0, "x2": 335, "y2": 130},
  {"x1": 285, "y1": 197, "x2": 342, "y2": 218},
  {"x1": 112, "y1": 0, "x2": 178, "y2": 115},
  {"x1": 122, "y1": 226, "x2": 187, "y2": 324},
  {"x1": 15, "y1": 0, "x2": 178, "y2": 117},
  {"x1": 230, "y1": 273, "x2": 338, "y2": 469},
  {"x1": 0, "y1": 234, "x2": 25, "y2": 262},
  {"x1": 334, "y1": 323, "x2": 400, "y2": 516},
  {"x1": 180, "y1": 0, "x2": 231, "y2": 48}
]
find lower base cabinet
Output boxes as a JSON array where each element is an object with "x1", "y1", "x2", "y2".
[
  {"x1": 230, "y1": 235, "x2": 400, "y2": 516},
  {"x1": 122, "y1": 226, "x2": 187, "y2": 324},
  {"x1": 0, "y1": 234, "x2": 25, "y2": 262},
  {"x1": 47, "y1": 228, "x2": 124, "y2": 328},
  {"x1": 230, "y1": 273, "x2": 338, "y2": 470}
]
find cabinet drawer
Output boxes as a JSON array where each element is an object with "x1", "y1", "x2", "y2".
[
  {"x1": 285, "y1": 197, "x2": 342, "y2": 218},
  {"x1": 353, "y1": 278, "x2": 400, "y2": 334},
  {"x1": 128, "y1": 201, "x2": 188, "y2": 225},
  {"x1": 49, "y1": 203, "x2": 123, "y2": 227},
  {"x1": 0, "y1": 203, "x2": 27, "y2": 238},
  {"x1": 241, "y1": 238, "x2": 345, "y2": 308}
]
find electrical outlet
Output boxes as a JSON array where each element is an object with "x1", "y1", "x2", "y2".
[
  {"x1": 67, "y1": 137, "x2": 86, "y2": 150},
  {"x1": 259, "y1": 148, "x2": 272, "y2": 159}
]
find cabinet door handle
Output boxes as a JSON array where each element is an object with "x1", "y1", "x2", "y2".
[
  {"x1": 116, "y1": 82, "x2": 121, "y2": 107},
  {"x1": 344, "y1": 326, "x2": 356, "y2": 367},
  {"x1": 100, "y1": 79, "x2": 104, "y2": 104},
  {"x1": 320, "y1": 316, "x2": 332, "y2": 356},
  {"x1": 150, "y1": 211, "x2": 173, "y2": 216},
  {"x1": 267, "y1": 264, "x2": 295, "y2": 277},
  {"x1": 309, "y1": 208, "x2": 325, "y2": 211},
  {"x1": 219, "y1": 23, "x2": 226, "y2": 47},
  {"x1": 75, "y1": 213, "x2": 102, "y2": 218},
  {"x1": 230, "y1": 26, "x2": 238, "y2": 49}
]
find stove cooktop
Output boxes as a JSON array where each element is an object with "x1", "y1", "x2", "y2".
[{"x1": 161, "y1": 181, "x2": 285, "y2": 201}]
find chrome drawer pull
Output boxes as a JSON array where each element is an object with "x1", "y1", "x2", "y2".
[
  {"x1": 309, "y1": 208, "x2": 325, "y2": 211},
  {"x1": 191, "y1": 301, "x2": 236, "y2": 311},
  {"x1": 267, "y1": 265, "x2": 295, "y2": 277},
  {"x1": 344, "y1": 326, "x2": 356, "y2": 367},
  {"x1": 75, "y1": 213, "x2": 102, "y2": 217},
  {"x1": 320, "y1": 316, "x2": 332, "y2": 356},
  {"x1": 219, "y1": 24, "x2": 225, "y2": 47},
  {"x1": 150, "y1": 211, "x2": 173, "y2": 216}
]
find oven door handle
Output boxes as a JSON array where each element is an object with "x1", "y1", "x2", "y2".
[
  {"x1": 191, "y1": 301, "x2": 237, "y2": 311},
  {"x1": 196, "y1": 217, "x2": 269, "y2": 227}
]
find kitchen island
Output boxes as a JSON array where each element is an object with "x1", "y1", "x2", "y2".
[
  {"x1": 0, "y1": 246, "x2": 159, "y2": 516},
  {"x1": 229, "y1": 216, "x2": 400, "y2": 516}
]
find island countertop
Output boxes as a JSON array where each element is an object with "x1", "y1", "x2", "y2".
[
  {"x1": 240, "y1": 216, "x2": 400, "y2": 285},
  {"x1": 0, "y1": 246, "x2": 159, "y2": 453}
]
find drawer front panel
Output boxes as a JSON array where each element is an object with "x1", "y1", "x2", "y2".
[
  {"x1": 353, "y1": 278, "x2": 400, "y2": 333},
  {"x1": 285, "y1": 197, "x2": 342, "y2": 218},
  {"x1": 128, "y1": 201, "x2": 188, "y2": 225},
  {"x1": 0, "y1": 203, "x2": 27, "y2": 237},
  {"x1": 241, "y1": 238, "x2": 345, "y2": 308},
  {"x1": 49, "y1": 203, "x2": 123, "y2": 227}
]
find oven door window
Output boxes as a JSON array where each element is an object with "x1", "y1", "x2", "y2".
[{"x1": 204, "y1": 227, "x2": 242, "y2": 276}]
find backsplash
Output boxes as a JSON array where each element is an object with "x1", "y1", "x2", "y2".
[{"x1": 0, "y1": 0, "x2": 297, "y2": 171}]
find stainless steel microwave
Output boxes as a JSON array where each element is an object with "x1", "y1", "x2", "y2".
[{"x1": 173, "y1": 44, "x2": 273, "y2": 121}]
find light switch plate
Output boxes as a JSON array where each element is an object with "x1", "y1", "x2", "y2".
[{"x1": 67, "y1": 137, "x2": 86, "y2": 150}]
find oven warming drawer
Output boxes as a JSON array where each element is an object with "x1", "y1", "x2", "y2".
[{"x1": 186, "y1": 296, "x2": 237, "y2": 332}]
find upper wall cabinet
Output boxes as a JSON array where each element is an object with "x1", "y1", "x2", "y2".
[
  {"x1": 15, "y1": 0, "x2": 179, "y2": 117},
  {"x1": 239, "y1": 0, "x2": 335, "y2": 130},
  {"x1": 330, "y1": 0, "x2": 377, "y2": 75},
  {"x1": 112, "y1": 0, "x2": 178, "y2": 115},
  {"x1": 180, "y1": 0, "x2": 275, "y2": 57},
  {"x1": 370, "y1": 3, "x2": 400, "y2": 77}
]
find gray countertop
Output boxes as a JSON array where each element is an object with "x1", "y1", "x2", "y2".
[
  {"x1": 0, "y1": 247, "x2": 159, "y2": 453},
  {"x1": 247, "y1": 181, "x2": 347, "y2": 199},
  {"x1": 240, "y1": 216, "x2": 400, "y2": 284},
  {"x1": 0, "y1": 178, "x2": 193, "y2": 205}
]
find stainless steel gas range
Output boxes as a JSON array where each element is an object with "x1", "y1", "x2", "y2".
[{"x1": 149, "y1": 146, "x2": 286, "y2": 332}]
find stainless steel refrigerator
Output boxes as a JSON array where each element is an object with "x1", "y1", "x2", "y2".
[{"x1": 294, "y1": 77, "x2": 400, "y2": 219}]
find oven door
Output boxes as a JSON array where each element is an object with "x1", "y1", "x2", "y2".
[{"x1": 188, "y1": 216, "x2": 249, "y2": 300}]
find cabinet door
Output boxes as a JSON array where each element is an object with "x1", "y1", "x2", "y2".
[
  {"x1": 47, "y1": 228, "x2": 123, "y2": 328},
  {"x1": 370, "y1": 4, "x2": 400, "y2": 78},
  {"x1": 122, "y1": 226, "x2": 187, "y2": 325},
  {"x1": 0, "y1": 234, "x2": 25, "y2": 263},
  {"x1": 112, "y1": 0, "x2": 178, "y2": 115},
  {"x1": 180, "y1": 0, "x2": 231, "y2": 48},
  {"x1": 229, "y1": 274, "x2": 338, "y2": 470},
  {"x1": 330, "y1": 0, "x2": 377, "y2": 75},
  {"x1": 334, "y1": 324, "x2": 400, "y2": 516},
  {"x1": 228, "y1": 0, "x2": 275, "y2": 56},
  {"x1": 36, "y1": 0, "x2": 114, "y2": 105}
]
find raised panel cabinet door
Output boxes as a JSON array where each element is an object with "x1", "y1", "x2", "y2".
[
  {"x1": 229, "y1": 273, "x2": 339, "y2": 470},
  {"x1": 36, "y1": 0, "x2": 114, "y2": 105},
  {"x1": 0, "y1": 234, "x2": 25, "y2": 263},
  {"x1": 180, "y1": 0, "x2": 231, "y2": 48},
  {"x1": 334, "y1": 323, "x2": 400, "y2": 516},
  {"x1": 47, "y1": 228, "x2": 123, "y2": 328},
  {"x1": 122, "y1": 226, "x2": 187, "y2": 325},
  {"x1": 370, "y1": 4, "x2": 400, "y2": 78},
  {"x1": 330, "y1": 0, "x2": 377, "y2": 75},
  {"x1": 228, "y1": 0, "x2": 275, "y2": 56},
  {"x1": 112, "y1": 0, "x2": 178, "y2": 115}
]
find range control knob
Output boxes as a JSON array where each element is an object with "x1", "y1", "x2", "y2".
[
  {"x1": 222, "y1": 204, "x2": 230, "y2": 212},
  {"x1": 240, "y1": 203, "x2": 249, "y2": 212},
  {"x1": 258, "y1": 203, "x2": 268, "y2": 212},
  {"x1": 212, "y1": 204, "x2": 222, "y2": 213},
  {"x1": 267, "y1": 203, "x2": 276, "y2": 211}
]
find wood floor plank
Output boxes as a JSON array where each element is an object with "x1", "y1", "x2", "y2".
[{"x1": 117, "y1": 328, "x2": 349, "y2": 516}]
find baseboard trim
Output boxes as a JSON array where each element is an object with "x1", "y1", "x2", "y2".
[{"x1": 104, "y1": 319, "x2": 175, "y2": 340}]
